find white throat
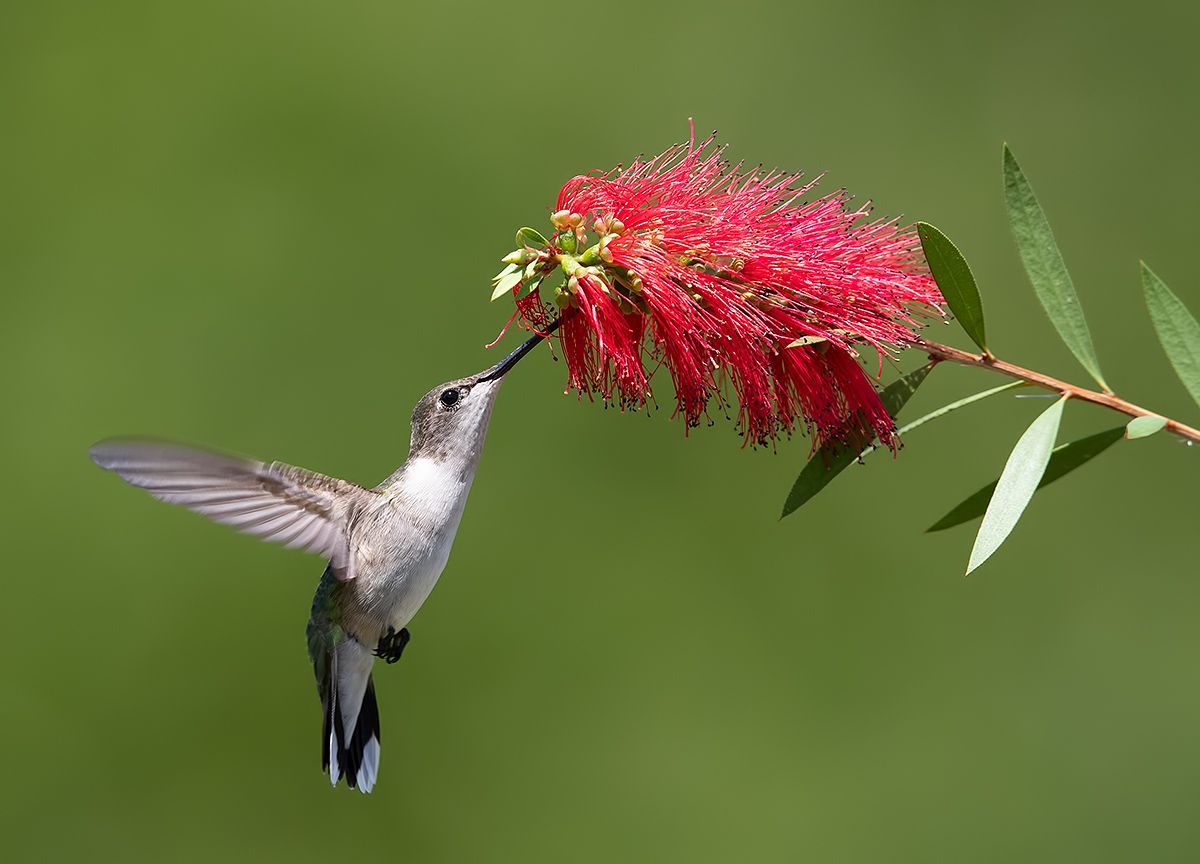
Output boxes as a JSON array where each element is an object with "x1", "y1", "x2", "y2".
[{"x1": 396, "y1": 456, "x2": 476, "y2": 522}]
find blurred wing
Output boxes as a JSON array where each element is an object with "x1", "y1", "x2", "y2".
[{"x1": 90, "y1": 438, "x2": 372, "y2": 581}]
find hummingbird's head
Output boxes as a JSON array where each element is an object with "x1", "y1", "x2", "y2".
[{"x1": 407, "y1": 329, "x2": 546, "y2": 462}]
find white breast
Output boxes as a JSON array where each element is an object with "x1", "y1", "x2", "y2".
[{"x1": 354, "y1": 457, "x2": 477, "y2": 629}]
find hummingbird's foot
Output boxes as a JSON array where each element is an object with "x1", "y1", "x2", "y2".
[{"x1": 375, "y1": 626, "x2": 410, "y2": 664}]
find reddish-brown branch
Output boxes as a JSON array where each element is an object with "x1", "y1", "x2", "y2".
[{"x1": 910, "y1": 337, "x2": 1200, "y2": 444}]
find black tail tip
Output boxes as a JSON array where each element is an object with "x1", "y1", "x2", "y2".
[{"x1": 323, "y1": 676, "x2": 381, "y2": 793}]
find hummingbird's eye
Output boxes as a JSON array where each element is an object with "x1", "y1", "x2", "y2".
[{"x1": 439, "y1": 388, "x2": 461, "y2": 408}]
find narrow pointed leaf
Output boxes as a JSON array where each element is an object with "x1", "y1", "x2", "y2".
[
  {"x1": 493, "y1": 262, "x2": 519, "y2": 282},
  {"x1": 917, "y1": 221, "x2": 987, "y2": 352},
  {"x1": 787, "y1": 335, "x2": 827, "y2": 348},
  {"x1": 966, "y1": 396, "x2": 1067, "y2": 574},
  {"x1": 849, "y1": 381, "x2": 1027, "y2": 466},
  {"x1": 1004, "y1": 146, "x2": 1107, "y2": 389},
  {"x1": 780, "y1": 364, "x2": 933, "y2": 518},
  {"x1": 889, "y1": 381, "x2": 1026, "y2": 443},
  {"x1": 490, "y1": 272, "x2": 523, "y2": 301},
  {"x1": 782, "y1": 376, "x2": 1030, "y2": 518},
  {"x1": 515, "y1": 226, "x2": 549, "y2": 248},
  {"x1": 1142, "y1": 263, "x2": 1200, "y2": 408},
  {"x1": 1125, "y1": 415, "x2": 1167, "y2": 439},
  {"x1": 928, "y1": 426, "x2": 1123, "y2": 532}
]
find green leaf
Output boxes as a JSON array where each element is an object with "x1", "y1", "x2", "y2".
[
  {"x1": 492, "y1": 262, "x2": 519, "y2": 283},
  {"x1": 780, "y1": 376, "x2": 1032, "y2": 519},
  {"x1": 490, "y1": 272, "x2": 523, "y2": 301},
  {"x1": 1142, "y1": 262, "x2": 1200, "y2": 409},
  {"x1": 928, "y1": 426, "x2": 1123, "y2": 532},
  {"x1": 917, "y1": 221, "x2": 987, "y2": 352},
  {"x1": 780, "y1": 364, "x2": 933, "y2": 518},
  {"x1": 1125, "y1": 415, "x2": 1167, "y2": 439},
  {"x1": 515, "y1": 226, "x2": 549, "y2": 248},
  {"x1": 1004, "y1": 146, "x2": 1107, "y2": 390},
  {"x1": 849, "y1": 381, "x2": 1027, "y2": 468},
  {"x1": 888, "y1": 381, "x2": 1026, "y2": 443},
  {"x1": 966, "y1": 396, "x2": 1067, "y2": 575}
]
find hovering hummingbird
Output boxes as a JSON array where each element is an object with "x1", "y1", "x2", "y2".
[{"x1": 90, "y1": 330, "x2": 549, "y2": 793}]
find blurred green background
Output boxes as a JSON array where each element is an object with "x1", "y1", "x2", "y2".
[{"x1": 4, "y1": 1, "x2": 1199, "y2": 860}]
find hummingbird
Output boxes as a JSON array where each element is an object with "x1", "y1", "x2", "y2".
[{"x1": 89, "y1": 329, "x2": 550, "y2": 793}]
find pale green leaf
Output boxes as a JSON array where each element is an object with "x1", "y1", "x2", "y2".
[
  {"x1": 888, "y1": 381, "x2": 1026, "y2": 444},
  {"x1": 966, "y1": 396, "x2": 1067, "y2": 575},
  {"x1": 1142, "y1": 262, "x2": 1200, "y2": 409},
  {"x1": 492, "y1": 262, "x2": 519, "y2": 283},
  {"x1": 780, "y1": 364, "x2": 933, "y2": 518},
  {"x1": 515, "y1": 226, "x2": 549, "y2": 248},
  {"x1": 928, "y1": 426, "x2": 1123, "y2": 532},
  {"x1": 1125, "y1": 415, "x2": 1167, "y2": 439},
  {"x1": 850, "y1": 381, "x2": 1028, "y2": 470},
  {"x1": 781, "y1": 374, "x2": 1031, "y2": 519},
  {"x1": 1004, "y1": 146, "x2": 1107, "y2": 389},
  {"x1": 917, "y1": 221, "x2": 987, "y2": 352},
  {"x1": 490, "y1": 272, "x2": 523, "y2": 301}
]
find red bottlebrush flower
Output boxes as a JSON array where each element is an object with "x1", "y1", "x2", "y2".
[{"x1": 492, "y1": 126, "x2": 944, "y2": 449}]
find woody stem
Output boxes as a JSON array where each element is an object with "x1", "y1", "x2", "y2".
[{"x1": 909, "y1": 337, "x2": 1200, "y2": 444}]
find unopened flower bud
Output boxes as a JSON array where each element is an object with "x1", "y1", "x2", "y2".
[{"x1": 561, "y1": 254, "x2": 583, "y2": 277}]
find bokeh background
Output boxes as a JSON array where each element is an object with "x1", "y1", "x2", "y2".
[{"x1": 4, "y1": 1, "x2": 1198, "y2": 860}]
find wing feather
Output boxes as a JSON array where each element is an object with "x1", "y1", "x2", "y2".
[{"x1": 89, "y1": 438, "x2": 372, "y2": 580}]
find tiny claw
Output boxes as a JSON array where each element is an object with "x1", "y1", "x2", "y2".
[{"x1": 374, "y1": 626, "x2": 411, "y2": 664}]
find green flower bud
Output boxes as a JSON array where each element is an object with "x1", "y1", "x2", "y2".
[{"x1": 560, "y1": 254, "x2": 582, "y2": 276}]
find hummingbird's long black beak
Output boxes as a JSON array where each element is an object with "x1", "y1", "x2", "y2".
[{"x1": 477, "y1": 318, "x2": 561, "y2": 383}]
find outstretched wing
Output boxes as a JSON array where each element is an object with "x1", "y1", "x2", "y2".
[{"x1": 90, "y1": 438, "x2": 372, "y2": 580}]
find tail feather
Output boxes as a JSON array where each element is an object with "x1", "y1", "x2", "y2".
[
  {"x1": 318, "y1": 646, "x2": 381, "y2": 793},
  {"x1": 343, "y1": 679, "x2": 380, "y2": 792},
  {"x1": 309, "y1": 566, "x2": 381, "y2": 793},
  {"x1": 320, "y1": 661, "x2": 342, "y2": 784}
]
